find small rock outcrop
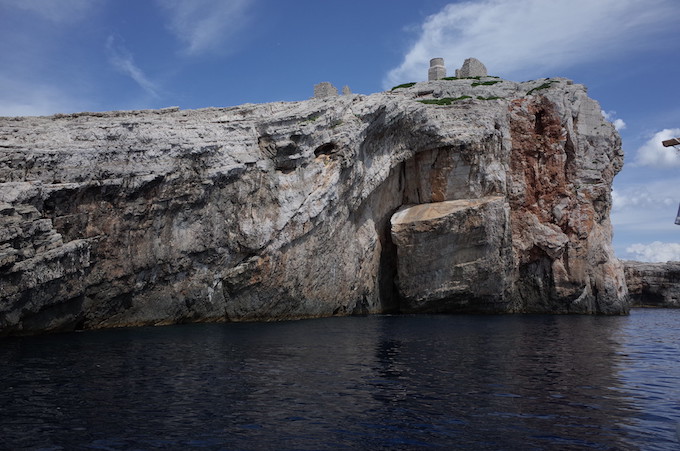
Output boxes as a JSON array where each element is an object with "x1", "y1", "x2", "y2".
[
  {"x1": 0, "y1": 75, "x2": 628, "y2": 335},
  {"x1": 623, "y1": 261, "x2": 680, "y2": 307},
  {"x1": 455, "y1": 58, "x2": 488, "y2": 78}
]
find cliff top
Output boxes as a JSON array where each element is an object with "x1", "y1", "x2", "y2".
[{"x1": 0, "y1": 75, "x2": 578, "y2": 121}]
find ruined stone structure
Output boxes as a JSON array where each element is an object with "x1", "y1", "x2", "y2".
[
  {"x1": 313, "y1": 82, "x2": 338, "y2": 98},
  {"x1": 342, "y1": 85, "x2": 352, "y2": 96},
  {"x1": 0, "y1": 75, "x2": 628, "y2": 335},
  {"x1": 455, "y1": 57, "x2": 488, "y2": 78},
  {"x1": 428, "y1": 58, "x2": 446, "y2": 81}
]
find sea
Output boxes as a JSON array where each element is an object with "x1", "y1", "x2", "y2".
[{"x1": 1, "y1": 308, "x2": 679, "y2": 450}]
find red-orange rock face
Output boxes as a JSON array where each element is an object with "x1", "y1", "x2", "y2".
[{"x1": 508, "y1": 92, "x2": 626, "y2": 313}]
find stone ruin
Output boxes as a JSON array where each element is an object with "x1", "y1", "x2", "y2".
[
  {"x1": 455, "y1": 58, "x2": 487, "y2": 78},
  {"x1": 313, "y1": 83, "x2": 353, "y2": 99},
  {"x1": 428, "y1": 58, "x2": 446, "y2": 80},
  {"x1": 314, "y1": 82, "x2": 338, "y2": 98},
  {"x1": 427, "y1": 57, "x2": 488, "y2": 81}
]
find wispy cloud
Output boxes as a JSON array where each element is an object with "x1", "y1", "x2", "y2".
[
  {"x1": 612, "y1": 179, "x2": 679, "y2": 221},
  {"x1": 611, "y1": 179, "x2": 680, "y2": 244},
  {"x1": 384, "y1": 0, "x2": 677, "y2": 88},
  {"x1": 106, "y1": 35, "x2": 161, "y2": 98},
  {"x1": 613, "y1": 186, "x2": 676, "y2": 212},
  {"x1": 634, "y1": 128, "x2": 680, "y2": 168},
  {"x1": 625, "y1": 241, "x2": 680, "y2": 262},
  {"x1": 156, "y1": 0, "x2": 254, "y2": 56},
  {"x1": 0, "y1": 0, "x2": 101, "y2": 24}
]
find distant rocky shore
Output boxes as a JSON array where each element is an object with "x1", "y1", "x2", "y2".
[
  {"x1": 623, "y1": 261, "x2": 680, "y2": 307},
  {"x1": 0, "y1": 66, "x2": 629, "y2": 335}
]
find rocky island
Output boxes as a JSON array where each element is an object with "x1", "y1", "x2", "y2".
[{"x1": 0, "y1": 59, "x2": 629, "y2": 335}]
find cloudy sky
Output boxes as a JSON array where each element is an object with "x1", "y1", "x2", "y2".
[{"x1": 1, "y1": 0, "x2": 678, "y2": 261}]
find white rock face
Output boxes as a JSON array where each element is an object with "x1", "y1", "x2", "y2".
[{"x1": 0, "y1": 76, "x2": 628, "y2": 335}]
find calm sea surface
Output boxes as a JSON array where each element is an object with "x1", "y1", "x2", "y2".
[{"x1": 1, "y1": 309, "x2": 679, "y2": 450}]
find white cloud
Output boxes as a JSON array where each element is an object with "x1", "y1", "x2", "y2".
[
  {"x1": 106, "y1": 36, "x2": 161, "y2": 98},
  {"x1": 625, "y1": 241, "x2": 680, "y2": 262},
  {"x1": 612, "y1": 183, "x2": 677, "y2": 212},
  {"x1": 613, "y1": 119, "x2": 626, "y2": 131},
  {"x1": 602, "y1": 111, "x2": 626, "y2": 131},
  {"x1": 634, "y1": 128, "x2": 680, "y2": 168},
  {"x1": 384, "y1": 0, "x2": 677, "y2": 88},
  {"x1": 156, "y1": 0, "x2": 254, "y2": 55},
  {"x1": 0, "y1": 0, "x2": 100, "y2": 23}
]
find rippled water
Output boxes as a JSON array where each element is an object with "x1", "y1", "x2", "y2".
[{"x1": 1, "y1": 309, "x2": 679, "y2": 450}]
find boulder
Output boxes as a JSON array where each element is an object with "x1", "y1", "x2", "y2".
[{"x1": 391, "y1": 197, "x2": 513, "y2": 312}]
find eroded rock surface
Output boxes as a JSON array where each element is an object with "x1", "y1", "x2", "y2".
[
  {"x1": 0, "y1": 76, "x2": 628, "y2": 335},
  {"x1": 623, "y1": 261, "x2": 680, "y2": 307}
]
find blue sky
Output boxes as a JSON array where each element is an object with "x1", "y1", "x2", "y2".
[{"x1": 1, "y1": 0, "x2": 679, "y2": 261}]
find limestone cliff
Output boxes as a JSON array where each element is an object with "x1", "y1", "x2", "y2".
[
  {"x1": 0, "y1": 76, "x2": 628, "y2": 335},
  {"x1": 623, "y1": 260, "x2": 680, "y2": 307}
]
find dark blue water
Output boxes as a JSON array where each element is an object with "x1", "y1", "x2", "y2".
[{"x1": 1, "y1": 309, "x2": 679, "y2": 450}]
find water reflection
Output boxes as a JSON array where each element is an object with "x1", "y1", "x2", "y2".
[
  {"x1": 0, "y1": 312, "x2": 678, "y2": 449},
  {"x1": 367, "y1": 315, "x2": 638, "y2": 449}
]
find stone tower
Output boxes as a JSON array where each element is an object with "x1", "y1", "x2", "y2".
[{"x1": 428, "y1": 58, "x2": 446, "y2": 81}]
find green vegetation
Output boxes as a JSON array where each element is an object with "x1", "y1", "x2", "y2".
[
  {"x1": 471, "y1": 80, "x2": 501, "y2": 87},
  {"x1": 440, "y1": 76, "x2": 500, "y2": 82},
  {"x1": 476, "y1": 96, "x2": 504, "y2": 100},
  {"x1": 391, "y1": 82, "x2": 417, "y2": 91},
  {"x1": 417, "y1": 96, "x2": 472, "y2": 105},
  {"x1": 526, "y1": 80, "x2": 558, "y2": 95},
  {"x1": 302, "y1": 113, "x2": 321, "y2": 123}
]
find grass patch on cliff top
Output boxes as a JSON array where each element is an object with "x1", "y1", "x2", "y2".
[
  {"x1": 417, "y1": 96, "x2": 472, "y2": 105},
  {"x1": 526, "y1": 80, "x2": 558, "y2": 95},
  {"x1": 471, "y1": 80, "x2": 502, "y2": 87},
  {"x1": 441, "y1": 75, "x2": 500, "y2": 81},
  {"x1": 391, "y1": 82, "x2": 417, "y2": 91},
  {"x1": 477, "y1": 96, "x2": 504, "y2": 100}
]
